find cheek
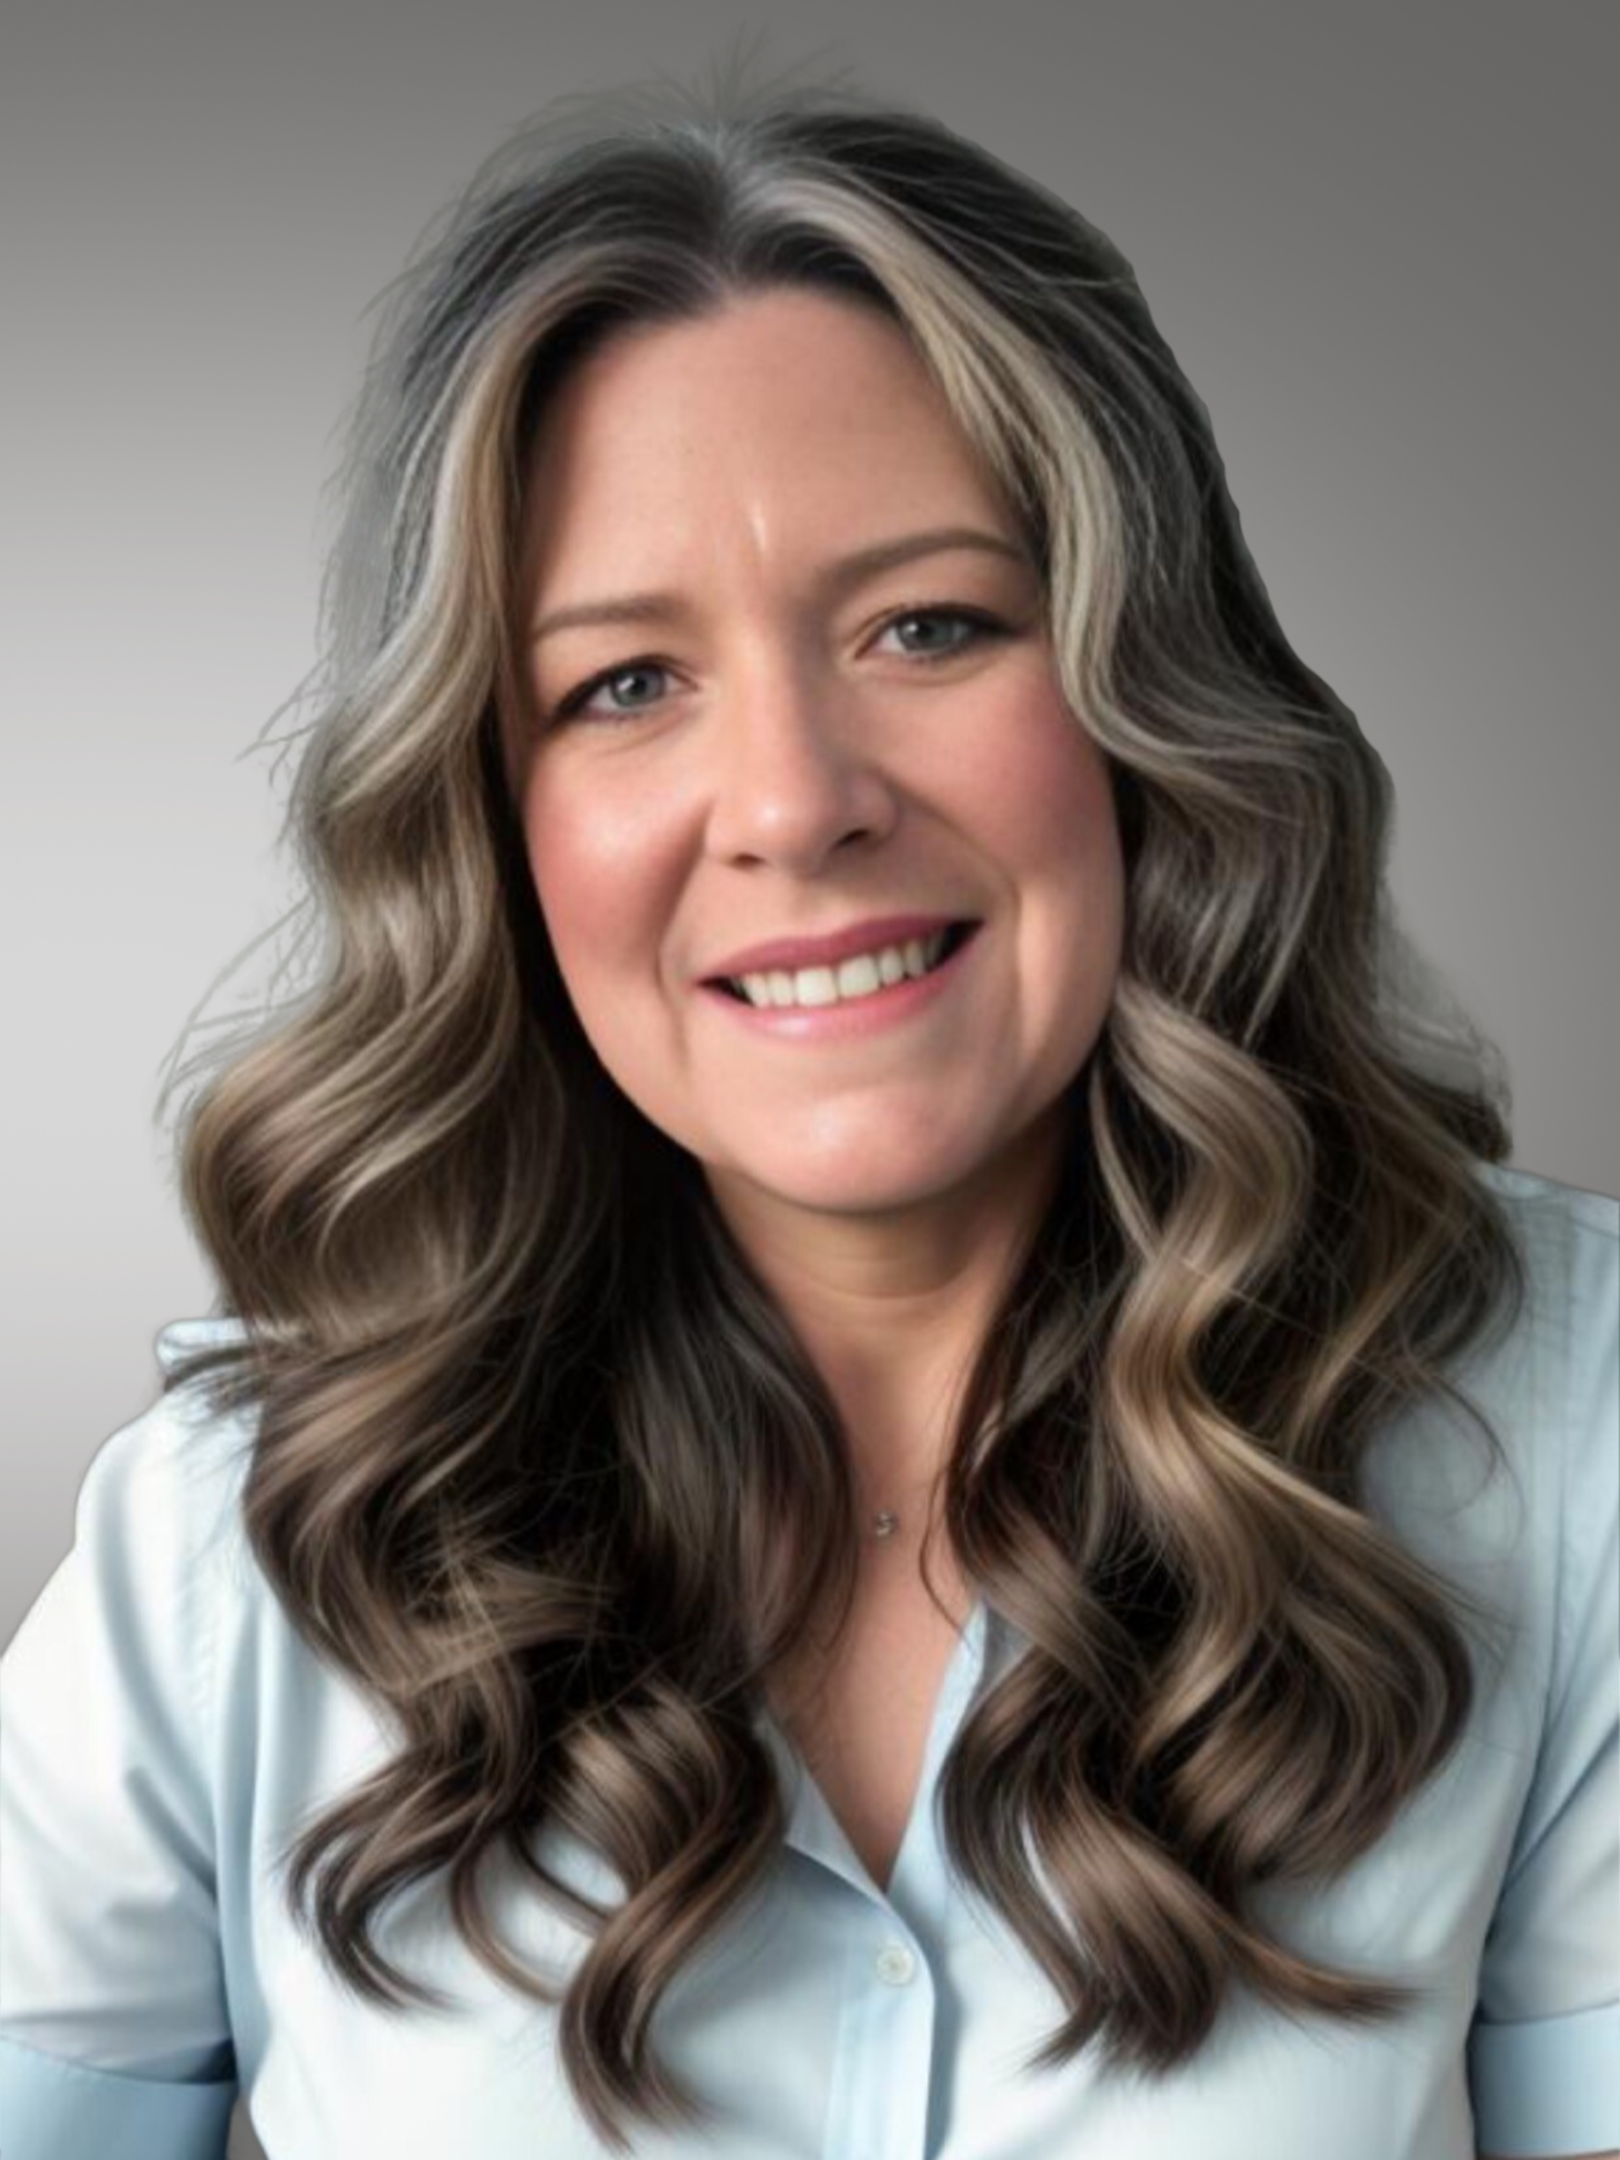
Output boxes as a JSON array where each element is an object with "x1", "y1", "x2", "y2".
[
  {"x1": 954, "y1": 686, "x2": 1123, "y2": 903},
  {"x1": 519, "y1": 770, "x2": 672, "y2": 990},
  {"x1": 953, "y1": 688, "x2": 1128, "y2": 1049}
]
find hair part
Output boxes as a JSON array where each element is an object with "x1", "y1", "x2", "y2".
[{"x1": 157, "y1": 44, "x2": 1527, "y2": 2152}]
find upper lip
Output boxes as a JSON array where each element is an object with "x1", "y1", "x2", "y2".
[{"x1": 702, "y1": 913, "x2": 975, "y2": 983}]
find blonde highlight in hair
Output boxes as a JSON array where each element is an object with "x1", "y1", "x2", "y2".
[{"x1": 157, "y1": 44, "x2": 1528, "y2": 2151}]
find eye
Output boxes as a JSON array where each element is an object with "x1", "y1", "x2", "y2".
[
  {"x1": 873, "y1": 604, "x2": 1008, "y2": 662},
  {"x1": 547, "y1": 604, "x2": 1011, "y2": 727},
  {"x1": 551, "y1": 656, "x2": 674, "y2": 725}
]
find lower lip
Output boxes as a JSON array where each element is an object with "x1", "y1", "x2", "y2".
[{"x1": 698, "y1": 924, "x2": 983, "y2": 1041}]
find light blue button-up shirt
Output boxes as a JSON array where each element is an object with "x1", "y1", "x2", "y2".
[{"x1": 3, "y1": 1162, "x2": 1616, "y2": 2158}]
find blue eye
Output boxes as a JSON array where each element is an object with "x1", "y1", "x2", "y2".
[
  {"x1": 877, "y1": 607, "x2": 996, "y2": 660},
  {"x1": 556, "y1": 658, "x2": 671, "y2": 722},
  {"x1": 548, "y1": 604, "x2": 1009, "y2": 726}
]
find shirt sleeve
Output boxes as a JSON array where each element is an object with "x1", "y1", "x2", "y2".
[
  {"x1": 1466, "y1": 1186, "x2": 1620, "y2": 2159},
  {"x1": 0, "y1": 1357, "x2": 242, "y2": 2160}
]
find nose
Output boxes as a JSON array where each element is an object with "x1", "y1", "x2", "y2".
[{"x1": 703, "y1": 646, "x2": 899, "y2": 872}]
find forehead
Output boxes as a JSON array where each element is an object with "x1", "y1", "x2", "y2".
[{"x1": 519, "y1": 288, "x2": 1017, "y2": 582}]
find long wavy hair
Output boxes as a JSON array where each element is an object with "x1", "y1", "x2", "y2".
[{"x1": 157, "y1": 47, "x2": 1529, "y2": 2152}]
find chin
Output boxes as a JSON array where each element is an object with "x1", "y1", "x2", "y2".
[{"x1": 721, "y1": 1146, "x2": 985, "y2": 1216}]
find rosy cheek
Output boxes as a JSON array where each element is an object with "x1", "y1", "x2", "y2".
[
  {"x1": 952, "y1": 689, "x2": 1117, "y2": 875},
  {"x1": 521, "y1": 782, "x2": 670, "y2": 980},
  {"x1": 521, "y1": 787, "x2": 596, "y2": 954}
]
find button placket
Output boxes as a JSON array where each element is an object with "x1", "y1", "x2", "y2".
[{"x1": 823, "y1": 1926, "x2": 934, "y2": 2160}]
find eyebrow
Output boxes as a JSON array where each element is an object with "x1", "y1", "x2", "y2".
[{"x1": 528, "y1": 525, "x2": 1031, "y2": 643}]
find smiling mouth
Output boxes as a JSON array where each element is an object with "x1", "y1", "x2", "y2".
[{"x1": 710, "y1": 920, "x2": 980, "y2": 1009}]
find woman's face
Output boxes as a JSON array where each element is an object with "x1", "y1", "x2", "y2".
[{"x1": 514, "y1": 286, "x2": 1125, "y2": 1229}]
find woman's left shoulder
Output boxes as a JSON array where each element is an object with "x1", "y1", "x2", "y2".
[
  {"x1": 1471, "y1": 1159, "x2": 1618, "y2": 1464},
  {"x1": 1471, "y1": 1157, "x2": 1620, "y2": 1280}
]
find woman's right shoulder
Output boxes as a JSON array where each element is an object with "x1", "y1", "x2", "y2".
[
  {"x1": 2, "y1": 1318, "x2": 270, "y2": 2099},
  {"x1": 71, "y1": 1314, "x2": 266, "y2": 1603}
]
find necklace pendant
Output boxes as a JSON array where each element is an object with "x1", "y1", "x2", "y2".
[{"x1": 871, "y1": 1508, "x2": 900, "y2": 1540}]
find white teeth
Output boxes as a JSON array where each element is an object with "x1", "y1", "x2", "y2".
[{"x1": 732, "y1": 928, "x2": 953, "y2": 1010}]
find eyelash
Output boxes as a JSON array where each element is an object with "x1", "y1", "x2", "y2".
[{"x1": 547, "y1": 604, "x2": 1014, "y2": 726}]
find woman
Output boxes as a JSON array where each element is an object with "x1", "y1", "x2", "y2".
[{"x1": 1, "y1": 59, "x2": 1614, "y2": 2160}]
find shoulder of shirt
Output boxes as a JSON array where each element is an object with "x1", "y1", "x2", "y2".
[
  {"x1": 75, "y1": 1315, "x2": 265, "y2": 1607},
  {"x1": 1458, "y1": 1159, "x2": 1618, "y2": 1539},
  {"x1": 152, "y1": 1313, "x2": 260, "y2": 1376},
  {"x1": 1470, "y1": 1159, "x2": 1619, "y2": 1385},
  {"x1": 1452, "y1": 1158, "x2": 1617, "y2": 1389},
  {"x1": 1472, "y1": 1156, "x2": 1619, "y2": 1246}
]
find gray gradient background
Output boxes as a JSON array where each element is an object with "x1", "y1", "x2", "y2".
[{"x1": 2, "y1": 8, "x2": 1615, "y2": 2145}]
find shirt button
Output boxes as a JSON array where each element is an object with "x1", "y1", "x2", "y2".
[{"x1": 875, "y1": 1941, "x2": 917, "y2": 1986}]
